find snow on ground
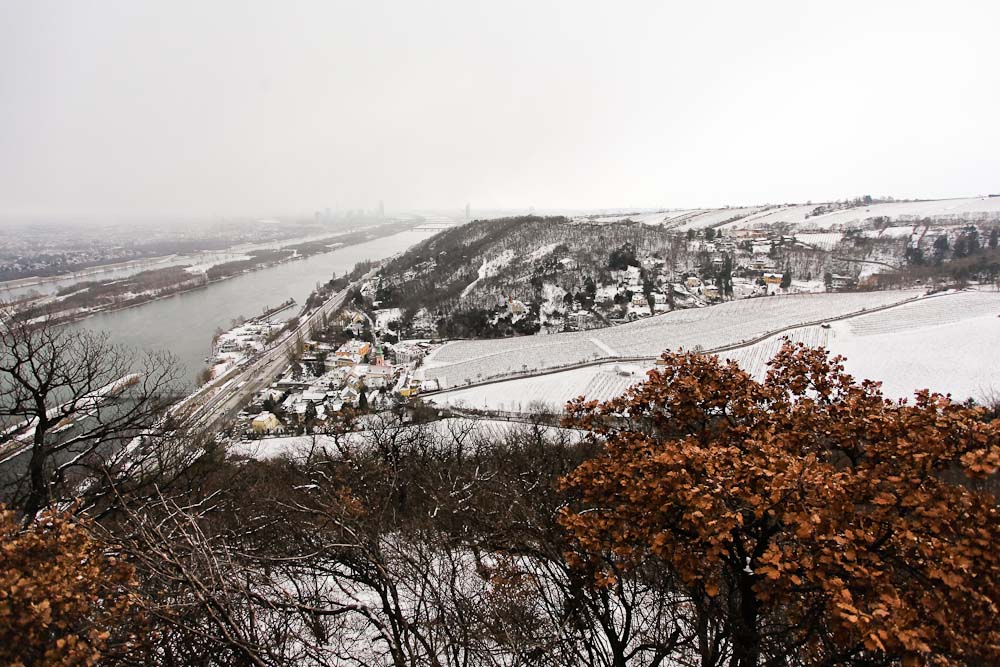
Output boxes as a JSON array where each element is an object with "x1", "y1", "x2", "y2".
[
  {"x1": 864, "y1": 225, "x2": 917, "y2": 239},
  {"x1": 427, "y1": 289, "x2": 1000, "y2": 412},
  {"x1": 421, "y1": 290, "x2": 923, "y2": 387},
  {"x1": 460, "y1": 249, "x2": 515, "y2": 298},
  {"x1": 538, "y1": 282, "x2": 568, "y2": 332},
  {"x1": 375, "y1": 307, "x2": 403, "y2": 330},
  {"x1": 669, "y1": 207, "x2": 765, "y2": 231},
  {"x1": 832, "y1": 314, "x2": 1000, "y2": 401},
  {"x1": 795, "y1": 232, "x2": 844, "y2": 250},
  {"x1": 575, "y1": 197, "x2": 1000, "y2": 234},
  {"x1": 717, "y1": 205, "x2": 815, "y2": 230},
  {"x1": 721, "y1": 289, "x2": 1000, "y2": 400},
  {"x1": 229, "y1": 417, "x2": 582, "y2": 461},
  {"x1": 430, "y1": 364, "x2": 648, "y2": 413},
  {"x1": 527, "y1": 242, "x2": 560, "y2": 262},
  {"x1": 764, "y1": 198, "x2": 1000, "y2": 230},
  {"x1": 183, "y1": 253, "x2": 252, "y2": 273}
]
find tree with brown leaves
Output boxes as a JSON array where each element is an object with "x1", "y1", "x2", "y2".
[
  {"x1": 560, "y1": 342, "x2": 1000, "y2": 667},
  {"x1": 0, "y1": 505, "x2": 144, "y2": 667}
]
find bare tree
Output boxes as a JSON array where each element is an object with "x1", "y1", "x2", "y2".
[{"x1": 0, "y1": 306, "x2": 182, "y2": 520}]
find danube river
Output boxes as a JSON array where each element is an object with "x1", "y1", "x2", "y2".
[{"x1": 69, "y1": 228, "x2": 434, "y2": 387}]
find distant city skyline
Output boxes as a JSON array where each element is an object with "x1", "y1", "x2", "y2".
[{"x1": 1, "y1": 1, "x2": 998, "y2": 221}]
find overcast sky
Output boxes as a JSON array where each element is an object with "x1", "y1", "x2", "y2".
[{"x1": 1, "y1": 0, "x2": 998, "y2": 220}]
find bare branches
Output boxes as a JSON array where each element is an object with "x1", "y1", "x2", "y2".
[{"x1": 0, "y1": 304, "x2": 183, "y2": 519}]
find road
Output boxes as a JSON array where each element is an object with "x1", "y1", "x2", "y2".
[{"x1": 176, "y1": 272, "x2": 373, "y2": 432}]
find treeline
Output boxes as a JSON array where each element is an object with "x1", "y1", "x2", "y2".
[{"x1": 14, "y1": 265, "x2": 204, "y2": 321}]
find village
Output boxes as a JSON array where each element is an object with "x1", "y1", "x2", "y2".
[{"x1": 230, "y1": 303, "x2": 442, "y2": 438}]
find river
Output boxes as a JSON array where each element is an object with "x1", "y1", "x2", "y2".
[{"x1": 68, "y1": 228, "x2": 434, "y2": 387}]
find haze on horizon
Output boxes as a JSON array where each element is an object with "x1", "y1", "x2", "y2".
[{"x1": 1, "y1": 0, "x2": 998, "y2": 222}]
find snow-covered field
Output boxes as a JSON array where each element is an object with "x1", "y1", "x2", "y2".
[
  {"x1": 583, "y1": 197, "x2": 1000, "y2": 233},
  {"x1": 723, "y1": 197, "x2": 1000, "y2": 231},
  {"x1": 722, "y1": 290, "x2": 1000, "y2": 400},
  {"x1": 431, "y1": 364, "x2": 648, "y2": 412},
  {"x1": 426, "y1": 290, "x2": 1000, "y2": 411},
  {"x1": 421, "y1": 290, "x2": 923, "y2": 387},
  {"x1": 795, "y1": 232, "x2": 844, "y2": 250}
]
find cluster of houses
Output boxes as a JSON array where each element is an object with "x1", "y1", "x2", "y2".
[
  {"x1": 208, "y1": 319, "x2": 286, "y2": 378},
  {"x1": 246, "y1": 334, "x2": 440, "y2": 436}
]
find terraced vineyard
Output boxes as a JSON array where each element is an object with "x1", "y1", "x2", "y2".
[
  {"x1": 426, "y1": 289, "x2": 1000, "y2": 412},
  {"x1": 431, "y1": 364, "x2": 647, "y2": 412},
  {"x1": 720, "y1": 326, "x2": 831, "y2": 380},
  {"x1": 422, "y1": 289, "x2": 924, "y2": 387},
  {"x1": 843, "y1": 290, "x2": 1000, "y2": 336}
]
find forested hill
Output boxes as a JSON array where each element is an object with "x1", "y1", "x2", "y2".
[{"x1": 373, "y1": 216, "x2": 688, "y2": 337}]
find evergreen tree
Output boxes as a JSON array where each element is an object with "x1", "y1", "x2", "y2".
[{"x1": 780, "y1": 267, "x2": 792, "y2": 289}]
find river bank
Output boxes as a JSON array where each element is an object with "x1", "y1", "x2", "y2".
[
  {"x1": 67, "y1": 228, "x2": 440, "y2": 386},
  {"x1": 13, "y1": 220, "x2": 417, "y2": 326}
]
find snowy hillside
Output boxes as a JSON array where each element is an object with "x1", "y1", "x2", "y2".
[{"x1": 586, "y1": 197, "x2": 1000, "y2": 232}]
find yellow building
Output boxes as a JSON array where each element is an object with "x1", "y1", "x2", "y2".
[{"x1": 251, "y1": 411, "x2": 283, "y2": 434}]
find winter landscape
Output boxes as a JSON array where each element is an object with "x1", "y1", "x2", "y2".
[{"x1": 3, "y1": 2, "x2": 1000, "y2": 667}]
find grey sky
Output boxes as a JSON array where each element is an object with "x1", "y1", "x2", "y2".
[{"x1": 1, "y1": 0, "x2": 998, "y2": 219}]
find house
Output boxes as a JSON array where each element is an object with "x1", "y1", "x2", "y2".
[
  {"x1": 336, "y1": 339, "x2": 371, "y2": 359},
  {"x1": 340, "y1": 386, "x2": 360, "y2": 406},
  {"x1": 763, "y1": 273, "x2": 784, "y2": 295},
  {"x1": 685, "y1": 276, "x2": 703, "y2": 290},
  {"x1": 251, "y1": 411, "x2": 283, "y2": 434},
  {"x1": 340, "y1": 311, "x2": 367, "y2": 336},
  {"x1": 300, "y1": 389, "x2": 327, "y2": 403},
  {"x1": 392, "y1": 343, "x2": 425, "y2": 365},
  {"x1": 558, "y1": 257, "x2": 578, "y2": 271},
  {"x1": 333, "y1": 352, "x2": 364, "y2": 367},
  {"x1": 364, "y1": 365, "x2": 395, "y2": 389},
  {"x1": 763, "y1": 273, "x2": 783, "y2": 286},
  {"x1": 829, "y1": 274, "x2": 856, "y2": 291},
  {"x1": 702, "y1": 285, "x2": 721, "y2": 300},
  {"x1": 257, "y1": 387, "x2": 284, "y2": 404}
]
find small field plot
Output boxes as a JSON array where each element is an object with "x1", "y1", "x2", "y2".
[
  {"x1": 719, "y1": 290, "x2": 1000, "y2": 400},
  {"x1": 831, "y1": 313, "x2": 1000, "y2": 401},
  {"x1": 844, "y1": 290, "x2": 1000, "y2": 336},
  {"x1": 430, "y1": 364, "x2": 648, "y2": 412},
  {"x1": 795, "y1": 232, "x2": 844, "y2": 250}
]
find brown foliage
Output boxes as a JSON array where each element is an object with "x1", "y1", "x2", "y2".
[
  {"x1": 0, "y1": 505, "x2": 143, "y2": 667},
  {"x1": 560, "y1": 342, "x2": 1000, "y2": 667}
]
